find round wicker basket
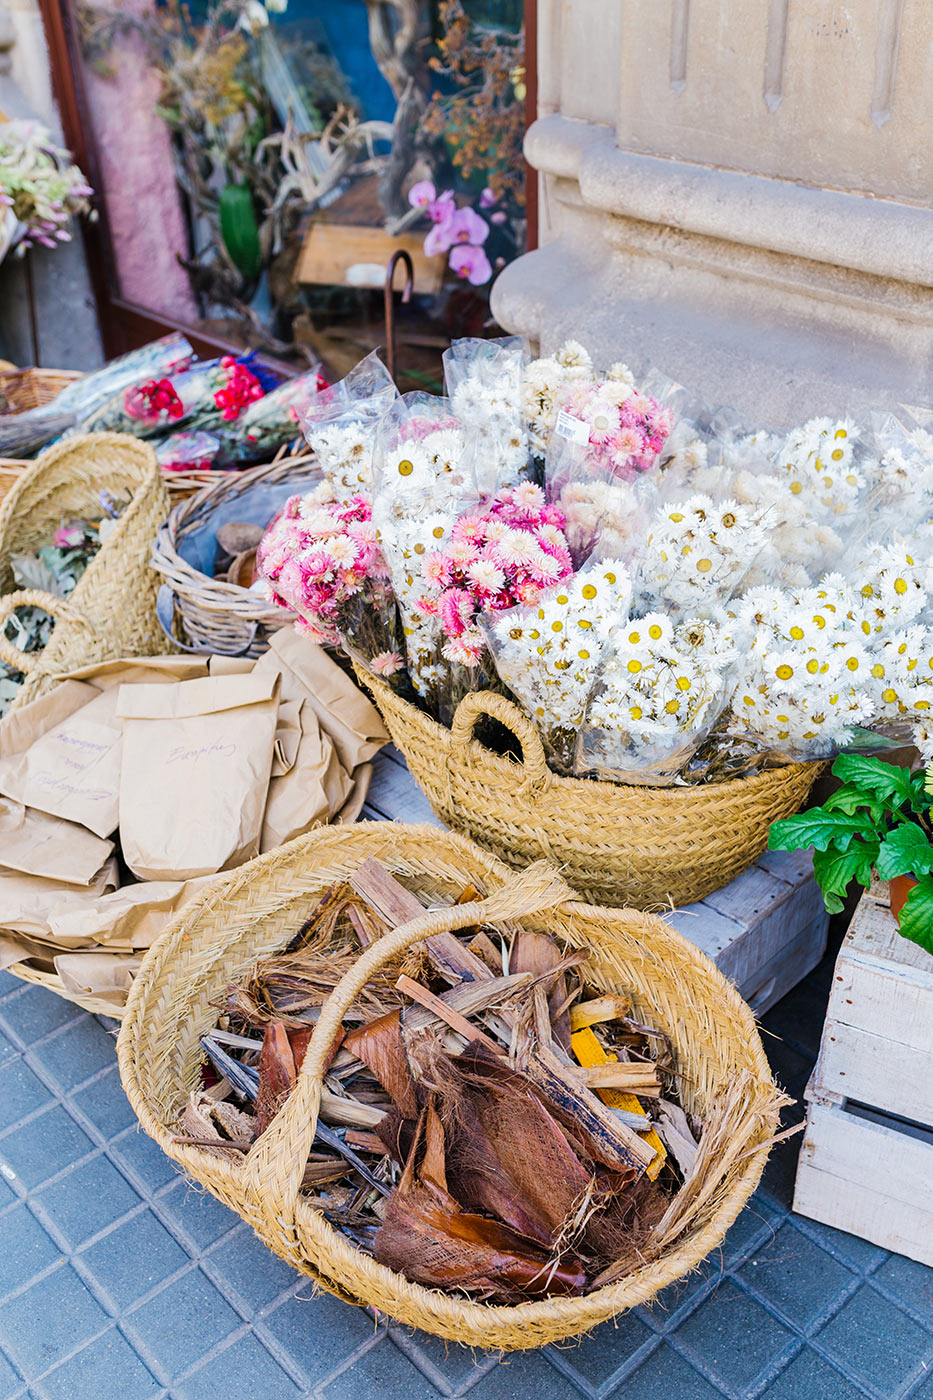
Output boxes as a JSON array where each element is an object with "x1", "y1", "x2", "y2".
[
  {"x1": 151, "y1": 455, "x2": 321, "y2": 658},
  {"x1": 355, "y1": 672, "x2": 821, "y2": 909},
  {"x1": 0, "y1": 433, "x2": 173, "y2": 709},
  {"x1": 118, "y1": 821, "x2": 785, "y2": 1350}
]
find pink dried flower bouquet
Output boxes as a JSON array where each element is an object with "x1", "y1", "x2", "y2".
[
  {"x1": 558, "y1": 380, "x2": 675, "y2": 478},
  {"x1": 416, "y1": 482, "x2": 574, "y2": 667},
  {"x1": 257, "y1": 493, "x2": 403, "y2": 675}
]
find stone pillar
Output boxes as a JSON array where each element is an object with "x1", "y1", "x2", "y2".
[{"x1": 493, "y1": 0, "x2": 933, "y2": 425}]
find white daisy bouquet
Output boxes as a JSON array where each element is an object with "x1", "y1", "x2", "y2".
[
  {"x1": 256, "y1": 492, "x2": 405, "y2": 683},
  {"x1": 301, "y1": 351, "x2": 399, "y2": 501},
  {"x1": 579, "y1": 613, "x2": 741, "y2": 785},
  {"x1": 484, "y1": 558, "x2": 633, "y2": 771},
  {"x1": 522, "y1": 339, "x2": 596, "y2": 458},
  {"x1": 371, "y1": 393, "x2": 482, "y2": 712},
  {"x1": 443, "y1": 336, "x2": 531, "y2": 494}
]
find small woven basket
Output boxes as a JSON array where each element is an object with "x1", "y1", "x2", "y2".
[
  {"x1": 0, "y1": 432, "x2": 173, "y2": 708},
  {"x1": 151, "y1": 455, "x2": 321, "y2": 658},
  {"x1": 118, "y1": 821, "x2": 783, "y2": 1350},
  {"x1": 356, "y1": 672, "x2": 820, "y2": 909},
  {"x1": 0, "y1": 366, "x2": 82, "y2": 415}
]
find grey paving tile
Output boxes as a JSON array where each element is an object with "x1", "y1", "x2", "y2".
[
  {"x1": 31, "y1": 1155, "x2": 141, "y2": 1249},
  {"x1": 0, "y1": 1176, "x2": 16, "y2": 1212},
  {"x1": 203, "y1": 1227, "x2": 297, "y2": 1313},
  {"x1": 795, "y1": 1218, "x2": 887, "y2": 1274},
  {"x1": 177, "y1": 1335, "x2": 301, "y2": 1400},
  {"x1": 0, "y1": 990, "x2": 82, "y2": 1045},
  {"x1": 453, "y1": 1350, "x2": 583, "y2": 1399},
  {"x1": 608, "y1": 1344, "x2": 726, "y2": 1399},
  {"x1": 262, "y1": 1290, "x2": 376, "y2": 1386},
  {"x1": 909, "y1": 1363, "x2": 933, "y2": 1396},
  {"x1": 640, "y1": 1255, "x2": 724, "y2": 1332},
  {"x1": 0, "y1": 1061, "x2": 54, "y2": 1132},
  {"x1": 0, "y1": 1265, "x2": 109, "y2": 1380},
  {"x1": 126, "y1": 1269, "x2": 241, "y2": 1378},
  {"x1": 673, "y1": 1279, "x2": 797, "y2": 1394},
  {"x1": 0, "y1": 971, "x2": 23, "y2": 999},
  {"x1": 0, "y1": 1032, "x2": 17, "y2": 1068},
  {"x1": 549, "y1": 1312, "x2": 656, "y2": 1391},
  {"x1": 0, "y1": 1346, "x2": 22, "y2": 1400},
  {"x1": 70, "y1": 1069, "x2": 136, "y2": 1139},
  {"x1": 815, "y1": 1285, "x2": 933, "y2": 1398},
  {"x1": 873, "y1": 1256, "x2": 933, "y2": 1326},
  {"x1": 35, "y1": 1329, "x2": 161, "y2": 1400},
  {"x1": 156, "y1": 1177, "x2": 239, "y2": 1251},
  {"x1": 738, "y1": 1220, "x2": 856, "y2": 1329},
  {"x1": 0, "y1": 1206, "x2": 61, "y2": 1298},
  {"x1": 758, "y1": 1347, "x2": 869, "y2": 1400},
  {"x1": 389, "y1": 1327, "x2": 497, "y2": 1393},
  {"x1": 320, "y1": 1336, "x2": 444, "y2": 1399},
  {"x1": 0, "y1": 1107, "x2": 95, "y2": 1191},
  {"x1": 80, "y1": 1211, "x2": 190, "y2": 1309},
  {"x1": 28, "y1": 1019, "x2": 114, "y2": 1095},
  {"x1": 109, "y1": 1130, "x2": 180, "y2": 1194}
]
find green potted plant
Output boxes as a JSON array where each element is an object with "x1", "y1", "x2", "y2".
[{"x1": 769, "y1": 754, "x2": 933, "y2": 954}]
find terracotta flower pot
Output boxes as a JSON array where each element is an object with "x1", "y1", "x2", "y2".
[{"x1": 889, "y1": 874, "x2": 919, "y2": 921}]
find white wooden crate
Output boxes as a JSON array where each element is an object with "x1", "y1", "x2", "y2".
[
  {"x1": 364, "y1": 750, "x2": 828, "y2": 1014},
  {"x1": 795, "y1": 1078, "x2": 933, "y2": 1267},
  {"x1": 813, "y1": 892, "x2": 933, "y2": 1126}
]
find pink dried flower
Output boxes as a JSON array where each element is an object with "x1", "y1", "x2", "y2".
[{"x1": 370, "y1": 650, "x2": 404, "y2": 676}]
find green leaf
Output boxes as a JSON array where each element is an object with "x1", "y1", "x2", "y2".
[
  {"x1": 876, "y1": 823, "x2": 933, "y2": 879},
  {"x1": 831, "y1": 754, "x2": 915, "y2": 808},
  {"x1": 812, "y1": 838, "x2": 879, "y2": 913},
  {"x1": 822, "y1": 786, "x2": 886, "y2": 823},
  {"x1": 219, "y1": 182, "x2": 262, "y2": 279},
  {"x1": 768, "y1": 808, "x2": 872, "y2": 854},
  {"x1": 896, "y1": 875, "x2": 933, "y2": 956}
]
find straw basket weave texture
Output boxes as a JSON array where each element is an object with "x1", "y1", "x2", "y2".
[
  {"x1": 0, "y1": 433, "x2": 173, "y2": 708},
  {"x1": 0, "y1": 366, "x2": 82, "y2": 415},
  {"x1": 355, "y1": 672, "x2": 821, "y2": 909},
  {"x1": 118, "y1": 822, "x2": 783, "y2": 1349},
  {"x1": 151, "y1": 455, "x2": 320, "y2": 658}
]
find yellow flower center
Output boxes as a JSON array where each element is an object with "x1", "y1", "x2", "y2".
[
  {"x1": 398, "y1": 459, "x2": 414, "y2": 476},
  {"x1": 581, "y1": 584, "x2": 597, "y2": 600}
]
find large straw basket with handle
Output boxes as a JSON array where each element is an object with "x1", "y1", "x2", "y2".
[
  {"x1": 118, "y1": 821, "x2": 786, "y2": 1350},
  {"x1": 355, "y1": 671, "x2": 820, "y2": 909},
  {"x1": 0, "y1": 433, "x2": 172, "y2": 708}
]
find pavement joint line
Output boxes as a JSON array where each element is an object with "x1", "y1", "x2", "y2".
[
  {"x1": 663, "y1": 1317, "x2": 805, "y2": 1400},
  {"x1": 386, "y1": 1324, "x2": 463, "y2": 1396},
  {"x1": 282, "y1": 1324, "x2": 387, "y2": 1397},
  {"x1": 28, "y1": 1185, "x2": 149, "y2": 1253},
  {"x1": 446, "y1": 1351, "x2": 501, "y2": 1398},
  {"x1": 0, "y1": 1005, "x2": 94, "y2": 1054},
  {"x1": 806, "y1": 1327, "x2": 933, "y2": 1400},
  {"x1": 147, "y1": 1317, "x2": 255, "y2": 1390},
  {"x1": 737, "y1": 1256, "x2": 863, "y2": 1339},
  {"x1": 867, "y1": 1273, "x2": 933, "y2": 1335},
  {"x1": 902, "y1": 1361, "x2": 933, "y2": 1399},
  {"x1": 786, "y1": 1214, "x2": 890, "y2": 1278}
]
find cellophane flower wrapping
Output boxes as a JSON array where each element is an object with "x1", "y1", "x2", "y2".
[
  {"x1": 0, "y1": 333, "x2": 194, "y2": 459},
  {"x1": 371, "y1": 393, "x2": 482, "y2": 717},
  {"x1": 442, "y1": 336, "x2": 533, "y2": 494},
  {"x1": 153, "y1": 431, "x2": 220, "y2": 474},
  {"x1": 255, "y1": 492, "x2": 405, "y2": 683},
  {"x1": 544, "y1": 365, "x2": 675, "y2": 564},
  {"x1": 484, "y1": 558, "x2": 633, "y2": 772},
  {"x1": 211, "y1": 364, "x2": 328, "y2": 467},
  {"x1": 579, "y1": 612, "x2": 743, "y2": 785},
  {"x1": 75, "y1": 354, "x2": 277, "y2": 439},
  {"x1": 413, "y1": 481, "x2": 575, "y2": 726},
  {"x1": 301, "y1": 351, "x2": 398, "y2": 501},
  {"x1": 522, "y1": 339, "x2": 595, "y2": 459}
]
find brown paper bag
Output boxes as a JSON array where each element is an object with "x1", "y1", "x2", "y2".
[
  {"x1": 0, "y1": 856, "x2": 120, "y2": 938},
  {"x1": 335, "y1": 763, "x2": 373, "y2": 825},
  {"x1": 54, "y1": 951, "x2": 143, "y2": 1006},
  {"x1": 256, "y1": 628, "x2": 387, "y2": 771},
  {"x1": 0, "y1": 798, "x2": 114, "y2": 885},
  {"x1": 0, "y1": 685, "x2": 123, "y2": 837},
  {"x1": 260, "y1": 699, "x2": 350, "y2": 852},
  {"x1": 117, "y1": 672, "x2": 280, "y2": 879},
  {"x1": 47, "y1": 874, "x2": 217, "y2": 949},
  {"x1": 60, "y1": 655, "x2": 212, "y2": 689}
]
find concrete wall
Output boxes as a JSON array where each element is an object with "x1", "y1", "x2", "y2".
[
  {"x1": 493, "y1": 0, "x2": 933, "y2": 427},
  {"x1": 0, "y1": 0, "x2": 103, "y2": 369}
]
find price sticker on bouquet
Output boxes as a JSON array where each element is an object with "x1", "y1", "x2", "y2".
[{"x1": 554, "y1": 409, "x2": 591, "y2": 445}]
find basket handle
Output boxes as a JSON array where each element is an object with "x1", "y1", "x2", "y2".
[
  {"x1": 156, "y1": 583, "x2": 258, "y2": 657},
  {"x1": 0, "y1": 590, "x2": 91, "y2": 674},
  {"x1": 449, "y1": 690, "x2": 551, "y2": 792},
  {"x1": 241, "y1": 860, "x2": 573, "y2": 1232}
]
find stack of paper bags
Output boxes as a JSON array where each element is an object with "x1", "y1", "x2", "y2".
[{"x1": 0, "y1": 630, "x2": 388, "y2": 1010}]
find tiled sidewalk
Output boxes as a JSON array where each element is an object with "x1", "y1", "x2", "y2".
[{"x1": 0, "y1": 951, "x2": 931, "y2": 1400}]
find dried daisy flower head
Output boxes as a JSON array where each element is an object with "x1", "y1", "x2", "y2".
[
  {"x1": 581, "y1": 613, "x2": 739, "y2": 784},
  {"x1": 634, "y1": 493, "x2": 771, "y2": 618},
  {"x1": 485, "y1": 559, "x2": 633, "y2": 770},
  {"x1": 302, "y1": 350, "x2": 398, "y2": 501},
  {"x1": 522, "y1": 339, "x2": 595, "y2": 457},
  {"x1": 772, "y1": 417, "x2": 867, "y2": 515},
  {"x1": 443, "y1": 337, "x2": 530, "y2": 494}
]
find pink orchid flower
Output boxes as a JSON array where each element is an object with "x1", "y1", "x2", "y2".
[
  {"x1": 479, "y1": 187, "x2": 497, "y2": 208},
  {"x1": 449, "y1": 244, "x2": 492, "y2": 286},
  {"x1": 448, "y1": 208, "x2": 489, "y2": 245},
  {"x1": 408, "y1": 180, "x2": 436, "y2": 208},
  {"x1": 427, "y1": 190, "x2": 456, "y2": 224}
]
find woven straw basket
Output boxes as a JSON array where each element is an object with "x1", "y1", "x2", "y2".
[
  {"x1": 0, "y1": 433, "x2": 172, "y2": 708},
  {"x1": 356, "y1": 673, "x2": 820, "y2": 909},
  {"x1": 151, "y1": 455, "x2": 320, "y2": 657},
  {"x1": 118, "y1": 821, "x2": 784, "y2": 1350},
  {"x1": 0, "y1": 367, "x2": 84, "y2": 499}
]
